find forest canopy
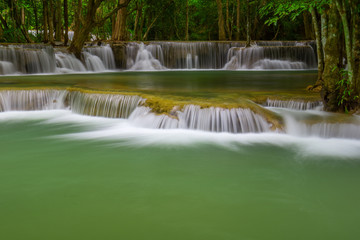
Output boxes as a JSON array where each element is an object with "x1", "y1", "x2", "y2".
[{"x1": 0, "y1": 0, "x2": 311, "y2": 44}]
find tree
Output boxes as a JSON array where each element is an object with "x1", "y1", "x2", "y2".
[
  {"x1": 215, "y1": 0, "x2": 226, "y2": 40},
  {"x1": 260, "y1": 0, "x2": 360, "y2": 111},
  {"x1": 112, "y1": 0, "x2": 128, "y2": 41},
  {"x1": 68, "y1": 0, "x2": 132, "y2": 58}
]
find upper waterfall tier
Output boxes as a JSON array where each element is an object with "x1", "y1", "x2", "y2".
[
  {"x1": 0, "y1": 44, "x2": 116, "y2": 75},
  {"x1": 0, "y1": 41, "x2": 317, "y2": 75},
  {"x1": 122, "y1": 41, "x2": 317, "y2": 71}
]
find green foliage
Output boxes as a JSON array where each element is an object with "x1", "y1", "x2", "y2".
[
  {"x1": 335, "y1": 69, "x2": 359, "y2": 113},
  {"x1": 260, "y1": 0, "x2": 330, "y2": 26}
]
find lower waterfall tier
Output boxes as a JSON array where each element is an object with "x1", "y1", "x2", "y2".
[{"x1": 0, "y1": 88, "x2": 359, "y2": 139}]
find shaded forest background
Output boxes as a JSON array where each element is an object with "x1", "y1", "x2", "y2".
[{"x1": 0, "y1": 0, "x2": 312, "y2": 44}]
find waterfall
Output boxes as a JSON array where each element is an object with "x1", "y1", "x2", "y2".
[
  {"x1": 125, "y1": 42, "x2": 241, "y2": 70},
  {"x1": 0, "y1": 89, "x2": 68, "y2": 111},
  {"x1": 128, "y1": 43, "x2": 166, "y2": 70},
  {"x1": 129, "y1": 107, "x2": 179, "y2": 128},
  {"x1": 123, "y1": 41, "x2": 317, "y2": 70},
  {"x1": 224, "y1": 45, "x2": 317, "y2": 70},
  {"x1": 83, "y1": 44, "x2": 116, "y2": 70},
  {"x1": 0, "y1": 61, "x2": 16, "y2": 75},
  {"x1": 55, "y1": 52, "x2": 87, "y2": 73},
  {"x1": 276, "y1": 108, "x2": 360, "y2": 139},
  {"x1": 129, "y1": 104, "x2": 271, "y2": 133},
  {"x1": 0, "y1": 45, "x2": 56, "y2": 74},
  {"x1": 2, "y1": 89, "x2": 359, "y2": 138},
  {"x1": 265, "y1": 99, "x2": 323, "y2": 110},
  {"x1": 286, "y1": 120, "x2": 360, "y2": 139},
  {"x1": 69, "y1": 91, "x2": 145, "y2": 118},
  {"x1": 0, "y1": 44, "x2": 116, "y2": 75}
]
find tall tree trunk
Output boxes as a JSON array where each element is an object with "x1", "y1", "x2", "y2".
[
  {"x1": 31, "y1": 0, "x2": 39, "y2": 35},
  {"x1": 322, "y1": 5, "x2": 341, "y2": 111},
  {"x1": 55, "y1": 0, "x2": 62, "y2": 41},
  {"x1": 43, "y1": 0, "x2": 48, "y2": 42},
  {"x1": 246, "y1": 0, "x2": 251, "y2": 47},
  {"x1": 185, "y1": 0, "x2": 189, "y2": 41},
  {"x1": 310, "y1": 7, "x2": 324, "y2": 81},
  {"x1": 225, "y1": 0, "x2": 231, "y2": 40},
  {"x1": 64, "y1": 0, "x2": 69, "y2": 45},
  {"x1": 69, "y1": 0, "x2": 131, "y2": 58},
  {"x1": 350, "y1": 1, "x2": 360, "y2": 92},
  {"x1": 138, "y1": 8, "x2": 146, "y2": 40},
  {"x1": 10, "y1": 0, "x2": 33, "y2": 43},
  {"x1": 133, "y1": 2, "x2": 142, "y2": 40},
  {"x1": 335, "y1": 0, "x2": 353, "y2": 84},
  {"x1": 303, "y1": 12, "x2": 313, "y2": 39},
  {"x1": 48, "y1": 0, "x2": 54, "y2": 43},
  {"x1": 112, "y1": 0, "x2": 128, "y2": 41},
  {"x1": 236, "y1": 0, "x2": 240, "y2": 40},
  {"x1": 215, "y1": 0, "x2": 226, "y2": 40}
]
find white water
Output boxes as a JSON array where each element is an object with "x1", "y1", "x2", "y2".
[
  {"x1": 124, "y1": 41, "x2": 317, "y2": 71},
  {"x1": 265, "y1": 99, "x2": 323, "y2": 110},
  {"x1": 0, "y1": 109, "x2": 359, "y2": 159},
  {"x1": 128, "y1": 43, "x2": 166, "y2": 71},
  {"x1": 0, "y1": 44, "x2": 116, "y2": 75},
  {"x1": 1, "y1": 89, "x2": 359, "y2": 139},
  {"x1": 224, "y1": 45, "x2": 317, "y2": 70}
]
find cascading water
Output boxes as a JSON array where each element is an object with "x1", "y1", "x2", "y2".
[
  {"x1": 129, "y1": 104, "x2": 271, "y2": 133},
  {"x1": 123, "y1": 41, "x2": 317, "y2": 70},
  {"x1": 69, "y1": 91, "x2": 146, "y2": 118},
  {"x1": 224, "y1": 44, "x2": 317, "y2": 70},
  {"x1": 127, "y1": 43, "x2": 166, "y2": 70},
  {"x1": 0, "y1": 89, "x2": 359, "y2": 138},
  {"x1": 0, "y1": 44, "x2": 116, "y2": 75},
  {"x1": 272, "y1": 108, "x2": 360, "y2": 140},
  {"x1": 265, "y1": 99, "x2": 323, "y2": 110},
  {"x1": 0, "y1": 89, "x2": 68, "y2": 111}
]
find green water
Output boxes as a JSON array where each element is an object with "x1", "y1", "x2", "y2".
[
  {"x1": 1, "y1": 71, "x2": 317, "y2": 92},
  {"x1": 0, "y1": 114, "x2": 359, "y2": 240}
]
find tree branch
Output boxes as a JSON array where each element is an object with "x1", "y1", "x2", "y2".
[{"x1": 95, "y1": 0, "x2": 132, "y2": 26}]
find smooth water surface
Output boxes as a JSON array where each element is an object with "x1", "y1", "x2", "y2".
[
  {"x1": 0, "y1": 71, "x2": 317, "y2": 92},
  {"x1": 0, "y1": 111, "x2": 359, "y2": 240}
]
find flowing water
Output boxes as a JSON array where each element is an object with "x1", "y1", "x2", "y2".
[
  {"x1": 0, "y1": 47, "x2": 359, "y2": 239},
  {"x1": 1, "y1": 41, "x2": 316, "y2": 75}
]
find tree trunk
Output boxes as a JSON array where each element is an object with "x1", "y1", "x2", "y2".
[
  {"x1": 303, "y1": 12, "x2": 313, "y2": 39},
  {"x1": 236, "y1": 0, "x2": 240, "y2": 40},
  {"x1": 69, "y1": 0, "x2": 131, "y2": 58},
  {"x1": 225, "y1": 0, "x2": 231, "y2": 40},
  {"x1": 43, "y1": 0, "x2": 48, "y2": 42},
  {"x1": 48, "y1": 0, "x2": 54, "y2": 43},
  {"x1": 138, "y1": 8, "x2": 145, "y2": 40},
  {"x1": 322, "y1": 5, "x2": 341, "y2": 111},
  {"x1": 350, "y1": 1, "x2": 360, "y2": 92},
  {"x1": 55, "y1": 0, "x2": 62, "y2": 41},
  {"x1": 335, "y1": 0, "x2": 353, "y2": 84},
  {"x1": 133, "y1": 2, "x2": 142, "y2": 40},
  {"x1": 112, "y1": 0, "x2": 128, "y2": 41},
  {"x1": 310, "y1": 7, "x2": 324, "y2": 81},
  {"x1": 185, "y1": 0, "x2": 189, "y2": 41},
  {"x1": 31, "y1": 0, "x2": 39, "y2": 35},
  {"x1": 246, "y1": 0, "x2": 251, "y2": 47},
  {"x1": 215, "y1": 0, "x2": 226, "y2": 40},
  {"x1": 64, "y1": 0, "x2": 69, "y2": 45}
]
